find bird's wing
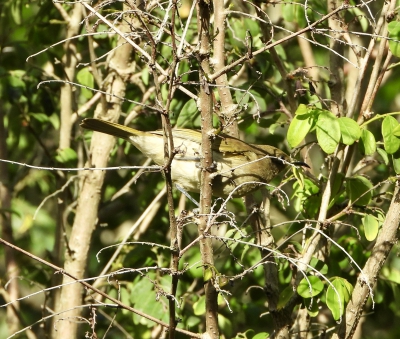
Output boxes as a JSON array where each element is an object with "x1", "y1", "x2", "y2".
[{"x1": 153, "y1": 128, "x2": 289, "y2": 159}]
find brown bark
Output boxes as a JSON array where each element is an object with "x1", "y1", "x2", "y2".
[
  {"x1": 197, "y1": 0, "x2": 219, "y2": 337},
  {"x1": 334, "y1": 184, "x2": 400, "y2": 339},
  {"x1": 53, "y1": 22, "x2": 134, "y2": 339},
  {"x1": 0, "y1": 102, "x2": 20, "y2": 336}
]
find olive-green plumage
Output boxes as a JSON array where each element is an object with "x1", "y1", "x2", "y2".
[{"x1": 80, "y1": 118, "x2": 289, "y2": 197}]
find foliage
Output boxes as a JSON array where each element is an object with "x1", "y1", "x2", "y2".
[{"x1": 1, "y1": 0, "x2": 400, "y2": 339}]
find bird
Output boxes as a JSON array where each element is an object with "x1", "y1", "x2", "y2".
[{"x1": 80, "y1": 118, "x2": 290, "y2": 198}]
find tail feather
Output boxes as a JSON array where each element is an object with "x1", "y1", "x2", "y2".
[{"x1": 80, "y1": 118, "x2": 144, "y2": 139}]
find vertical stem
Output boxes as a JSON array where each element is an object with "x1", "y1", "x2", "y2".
[
  {"x1": 359, "y1": 0, "x2": 395, "y2": 117},
  {"x1": 53, "y1": 16, "x2": 133, "y2": 339},
  {"x1": 149, "y1": 54, "x2": 178, "y2": 339},
  {"x1": 0, "y1": 105, "x2": 20, "y2": 335},
  {"x1": 59, "y1": 5, "x2": 83, "y2": 149},
  {"x1": 166, "y1": 1, "x2": 180, "y2": 337},
  {"x1": 255, "y1": 4, "x2": 297, "y2": 115},
  {"x1": 141, "y1": 3, "x2": 179, "y2": 335},
  {"x1": 328, "y1": 0, "x2": 345, "y2": 116},
  {"x1": 197, "y1": 1, "x2": 219, "y2": 337},
  {"x1": 51, "y1": 4, "x2": 84, "y2": 320},
  {"x1": 345, "y1": 0, "x2": 391, "y2": 120},
  {"x1": 334, "y1": 183, "x2": 400, "y2": 339},
  {"x1": 212, "y1": 0, "x2": 238, "y2": 136}
]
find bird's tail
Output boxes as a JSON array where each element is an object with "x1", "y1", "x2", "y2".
[{"x1": 80, "y1": 118, "x2": 145, "y2": 139}]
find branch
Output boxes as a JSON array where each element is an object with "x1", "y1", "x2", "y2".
[
  {"x1": 209, "y1": 4, "x2": 348, "y2": 81},
  {"x1": 197, "y1": 0, "x2": 219, "y2": 337},
  {"x1": 334, "y1": 182, "x2": 400, "y2": 339},
  {"x1": 0, "y1": 237, "x2": 201, "y2": 338}
]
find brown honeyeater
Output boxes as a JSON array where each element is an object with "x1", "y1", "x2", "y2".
[{"x1": 80, "y1": 118, "x2": 290, "y2": 198}]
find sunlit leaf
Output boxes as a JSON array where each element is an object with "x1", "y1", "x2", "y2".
[
  {"x1": 346, "y1": 175, "x2": 373, "y2": 206},
  {"x1": 326, "y1": 277, "x2": 353, "y2": 320},
  {"x1": 377, "y1": 147, "x2": 389, "y2": 165},
  {"x1": 388, "y1": 21, "x2": 400, "y2": 57},
  {"x1": 297, "y1": 276, "x2": 324, "y2": 298},
  {"x1": 142, "y1": 66, "x2": 149, "y2": 85},
  {"x1": 309, "y1": 257, "x2": 328, "y2": 275},
  {"x1": 326, "y1": 279, "x2": 344, "y2": 320},
  {"x1": 316, "y1": 111, "x2": 341, "y2": 154},
  {"x1": 303, "y1": 297, "x2": 319, "y2": 317},
  {"x1": 76, "y1": 67, "x2": 94, "y2": 99},
  {"x1": 193, "y1": 296, "x2": 205, "y2": 316},
  {"x1": 393, "y1": 124, "x2": 400, "y2": 137},
  {"x1": 176, "y1": 99, "x2": 199, "y2": 128},
  {"x1": 362, "y1": 214, "x2": 379, "y2": 241},
  {"x1": 287, "y1": 109, "x2": 315, "y2": 147},
  {"x1": 278, "y1": 285, "x2": 294, "y2": 309},
  {"x1": 392, "y1": 150, "x2": 400, "y2": 174},
  {"x1": 338, "y1": 117, "x2": 361, "y2": 145},
  {"x1": 359, "y1": 129, "x2": 376, "y2": 155},
  {"x1": 382, "y1": 116, "x2": 400, "y2": 154},
  {"x1": 55, "y1": 148, "x2": 77, "y2": 164}
]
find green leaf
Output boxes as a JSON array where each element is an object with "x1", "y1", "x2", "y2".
[
  {"x1": 362, "y1": 214, "x2": 379, "y2": 241},
  {"x1": 309, "y1": 257, "x2": 328, "y2": 275},
  {"x1": 326, "y1": 279, "x2": 344, "y2": 320},
  {"x1": 30, "y1": 113, "x2": 50, "y2": 124},
  {"x1": 346, "y1": 175, "x2": 373, "y2": 206},
  {"x1": 234, "y1": 330, "x2": 254, "y2": 339},
  {"x1": 326, "y1": 278, "x2": 353, "y2": 320},
  {"x1": 295, "y1": 104, "x2": 309, "y2": 115},
  {"x1": 282, "y1": 2, "x2": 306, "y2": 27},
  {"x1": 7, "y1": 73, "x2": 26, "y2": 102},
  {"x1": 388, "y1": 21, "x2": 400, "y2": 35},
  {"x1": 11, "y1": 0, "x2": 22, "y2": 24},
  {"x1": 331, "y1": 172, "x2": 345, "y2": 198},
  {"x1": 329, "y1": 173, "x2": 346, "y2": 209},
  {"x1": 297, "y1": 276, "x2": 324, "y2": 298},
  {"x1": 382, "y1": 116, "x2": 400, "y2": 154},
  {"x1": 303, "y1": 297, "x2": 319, "y2": 317},
  {"x1": 392, "y1": 150, "x2": 400, "y2": 174},
  {"x1": 338, "y1": 117, "x2": 361, "y2": 145},
  {"x1": 235, "y1": 90, "x2": 250, "y2": 105},
  {"x1": 376, "y1": 147, "x2": 389, "y2": 165},
  {"x1": 393, "y1": 124, "x2": 400, "y2": 137},
  {"x1": 388, "y1": 21, "x2": 400, "y2": 57},
  {"x1": 392, "y1": 149, "x2": 400, "y2": 174},
  {"x1": 287, "y1": 113, "x2": 314, "y2": 147},
  {"x1": 359, "y1": 129, "x2": 376, "y2": 155},
  {"x1": 292, "y1": 178, "x2": 321, "y2": 217},
  {"x1": 130, "y1": 274, "x2": 170, "y2": 326},
  {"x1": 292, "y1": 166, "x2": 305, "y2": 189},
  {"x1": 193, "y1": 295, "x2": 205, "y2": 315},
  {"x1": 76, "y1": 67, "x2": 94, "y2": 99},
  {"x1": 244, "y1": 18, "x2": 260, "y2": 37},
  {"x1": 141, "y1": 66, "x2": 149, "y2": 85},
  {"x1": 303, "y1": 195, "x2": 321, "y2": 218},
  {"x1": 278, "y1": 285, "x2": 294, "y2": 309},
  {"x1": 175, "y1": 99, "x2": 199, "y2": 128},
  {"x1": 341, "y1": 279, "x2": 354, "y2": 302},
  {"x1": 218, "y1": 313, "x2": 234, "y2": 338},
  {"x1": 253, "y1": 332, "x2": 269, "y2": 339},
  {"x1": 349, "y1": 8, "x2": 369, "y2": 32},
  {"x1": 293, "y1": 178, "x2": 321, "y2": 217},
  {"x1": 93, "y1": 24, "x2": 109, "y2": 39},
  {"x1": 204, "y1": 267, "x2": 213, "y2": 282},
  {"x1": 49, "y1": 113, "x2": 60, "y2": 130},
  {"x1": 55, "y1": 148, "x2": 77, "y2": 164},
  {"x1": 375, "y1": 210, "x2": 386, "y2": 225},
  {"x1": 186, "y1": 316, "x2": 201, "y2": 328},
  {"x1": 316, "y1": 111, "x2": 341, "y2": 154}
]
